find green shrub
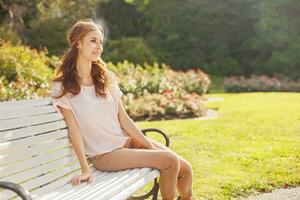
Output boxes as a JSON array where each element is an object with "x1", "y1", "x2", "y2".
[
  {"x1": 28, "y1": 19, "x2": 68, "y2": 56},
  {"x1": 0, "y1": 26, "x2": 21, "y2": 44},
  {"x1": 0, "y1": 41, "x2": 57, "y2": 100},
  {"x1": 107, "y1": 60, "x2": 211, "y2": 97},
  {"x1": 103, "y1": 37, "x2": 157, "y2": 64}
]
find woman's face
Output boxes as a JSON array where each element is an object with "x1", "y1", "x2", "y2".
[{"x1": 78, "y1": 29, "x2": 103, "y2": 62}]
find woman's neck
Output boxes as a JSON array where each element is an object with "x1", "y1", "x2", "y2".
[{"x1": 76, "y1": 57, "x2": 92, "y2": 79}]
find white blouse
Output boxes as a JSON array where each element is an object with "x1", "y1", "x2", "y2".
[{"x1": 51, "y1": 70, "x2": 130, "y2": 158}]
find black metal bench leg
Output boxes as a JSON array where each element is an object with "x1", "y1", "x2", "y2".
[
  {"x1": 152, "y1": 178, "x2": 159, "y2": 200},
  {"x1": 128, "y1": 177, "x2": 159, "y2": 200}
]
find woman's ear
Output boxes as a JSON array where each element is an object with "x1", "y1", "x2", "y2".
[{"x1": 77, "y1": 41, "x2": 82, "y2": 49}]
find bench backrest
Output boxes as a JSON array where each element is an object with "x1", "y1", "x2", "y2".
[{"x1": 0, "y1": 98, "x2": 83, "y2": 199}]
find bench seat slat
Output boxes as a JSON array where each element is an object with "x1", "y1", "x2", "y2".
[
  {"x1": 111, "y1": 169, "x2": 160, "y2": 200},
  {"x1": 37, "y1": 168, "x2": 159, "y2": 200},
  {"x1": 85, "y1": 168, "x2": 151, "y2": 200},
  {"x1": 38, "y1": 169, "x2": 120, "y2": 200},
  {"x1": 32, "y1": 167, "x2": 100, "y2": 199},
  {"x1": 100, "y1": 169, "x2": 159, "y2": 200},
  {"x1": 68, "y1": 170, "x2": 129, "y2": 200}
]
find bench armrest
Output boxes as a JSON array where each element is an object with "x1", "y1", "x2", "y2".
[
  {"x1": 0, "y1": 181, "x2": 32, "y2": 200},
  {"x1": 141, "y1": 128, "x2": 170, "y2": 147}
]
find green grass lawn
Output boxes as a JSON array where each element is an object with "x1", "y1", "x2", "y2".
[{"x1": 137, "y1": 92, "x2": 300, "y2": 199}]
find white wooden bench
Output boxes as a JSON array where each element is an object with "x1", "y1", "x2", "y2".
[{"x1": 0, "y1": 98, "x2": 170, "y2": 200}]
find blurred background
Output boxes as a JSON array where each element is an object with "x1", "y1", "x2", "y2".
[
  {"x1": 1, "y1": 0, "x2": 300, "y2": 77},
  {"x1": 1, "y1": 1, "x2": 300, "y2": 199},
  {"x1": 0, "y1": 0, "x2": 300, "y2": 116}
]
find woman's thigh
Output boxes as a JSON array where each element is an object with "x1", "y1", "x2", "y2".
[
  {"x1": 148, "y1": 138, "x2": 183, "y2": 159},
  {"x1": 91, "y1": 147, "x2": 176, "y2": 172}
]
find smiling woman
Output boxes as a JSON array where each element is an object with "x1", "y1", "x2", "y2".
[
  {"x1": 50, "y1": 19, "x2": 194, "y2": 200},
  {"x1": 77, "y1": 31, "x2": 103, "y2": 64},
  {"x1": 52, "y1": 20, "x2": 110, "y2": 98}
]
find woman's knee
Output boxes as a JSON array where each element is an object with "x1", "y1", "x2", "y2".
[
  {"x1": 179, "y1": 159, "x2": 193, "y2": 178},
  {"x1": 160, "y1": 151, "x2": 180, "y2": 171}
]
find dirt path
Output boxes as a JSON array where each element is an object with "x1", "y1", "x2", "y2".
[{"x1": 244, "y1": 187, "x2": 300, "y2": 200}]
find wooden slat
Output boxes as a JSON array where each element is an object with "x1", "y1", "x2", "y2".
[
  {"x1": 0, "y1": 147, "x2": 74, "y2": 179},
  {"x1": 41, "y1": 170, "x2": 130, "y2": 200},
  {"x1": 2, "y1": 128, "x2": 68, "y2": 151},
  {"x1": 0, "y1": 98, "x2": 50, "y2": 109},
  {"x1": 23, "y1": 163, "x2": 81, "y2": 193},
  {"x1": 111, "y1": 170, "x2": 160, "y2": 200},
  {"x1": 64, "y1": 170, "x2": 127, "y2": 200},
  {"x1": 49, "y1": 169, "x2": 155, "y2": 200},
  {"x1": 0, "y1": 129, "x2": 68, "y2": 153},
  {"x1": 32, "y1": 167, "x2": 98, "y2": 199},
  {"x1": 3, "y1": 156, "x2": 79, "y2": 184},
  {"x1": 34, "y1": 167, "x2": 103, "y2": 200},
  {"x1": 0, "y1": 105, "x2": 56, "y2": 120},
  {"x1": 0, "y1": 98, "x2": 161, "y2": 200},
  {"x1": 0, "y1": 112, "x2": 63, "y2": 132},
  {"x1": 0, "y1": 120, "x2": 67, "y2": 143},
  {"x1": 0, "y1": 138, "x2": 71, "y2": 166},
  {"x1": 0, "y1": 190, "x2": 23, "y2": 200},
  {"x1": 85, "y1": 168, "x2": 150, "y2": 200},
  {"x1": 1, "y1": 163, "x2": 82, "y2": 199},
  {"x1": 98, "y1": 169, "x2": 157, "y2": 200}
]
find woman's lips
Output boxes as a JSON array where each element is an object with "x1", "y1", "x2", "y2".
[{"x1": 92, "y1": 51, "x2": 101, "y2": 56}]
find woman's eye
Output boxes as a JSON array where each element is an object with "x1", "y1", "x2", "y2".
[{"x1": 90, "y1": 39, "x2": 103, "y2": 45}]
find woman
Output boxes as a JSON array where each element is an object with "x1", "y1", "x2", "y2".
[{"x1": 51, "y1": 19, "x2": 193, "y2": 200}]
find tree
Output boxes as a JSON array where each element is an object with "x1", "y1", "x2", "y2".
[{"x1": 0, "y1": 0, "x2": 38, "y2": 43}]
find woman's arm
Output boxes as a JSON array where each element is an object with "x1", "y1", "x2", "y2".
[
  {"x1": 59, "y1": 106, "x2": 92, "y2": 185},
  {"x1": 117, "y1": 100, "x2": 156, "y2": 149}
]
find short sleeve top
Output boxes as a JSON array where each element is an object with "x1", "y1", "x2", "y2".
[{"x1": 51, "y1": 70, "x2": 130, "y2": 158}]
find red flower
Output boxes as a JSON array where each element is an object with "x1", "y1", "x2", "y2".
[{"x1": 161, "y1": 89, "x2": 173, "y2": 95}]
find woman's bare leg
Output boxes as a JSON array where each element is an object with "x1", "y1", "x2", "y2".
[
  {"x1": 91, "y1": 139, "x2": 180, "y2": 199},
  {"x1": 148, "y1": 138, "x2": 193, "y2": 199}
]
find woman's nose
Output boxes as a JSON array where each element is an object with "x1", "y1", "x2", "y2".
[{"x1": 96, "y1": 42, "x2": 102, "y2": 49}]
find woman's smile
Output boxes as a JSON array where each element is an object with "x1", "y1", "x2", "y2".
[{"x1": 92, "y1": 50, "x2": 101, "y2": 56}]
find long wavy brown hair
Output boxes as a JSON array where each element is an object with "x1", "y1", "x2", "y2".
[{"x1": 52, "y1": 19, "x2": 110, "y2": 99}]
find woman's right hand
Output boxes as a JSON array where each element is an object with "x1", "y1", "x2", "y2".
[{"x1": 70, "y1": 171, "x2": 93, "y2": 186}]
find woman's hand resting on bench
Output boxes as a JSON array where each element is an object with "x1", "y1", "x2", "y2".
[{"x1": 70, "y1": 170, "x2": 93, "y2": 186}]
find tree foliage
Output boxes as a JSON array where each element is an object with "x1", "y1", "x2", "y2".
[{"x1": 0, "y1": 0, "x2": 299, "y2": 79}]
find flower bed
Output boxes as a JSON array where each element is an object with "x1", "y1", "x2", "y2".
[
  {"x1": 122, "y1": 90, "x2": 206, "y2": 121},
  {"x1": 0, "y1": 42, "x2": 211, "y2": 120},
  {"x1": 109, "y1": 61, "x2": 210, "y2": 120},
  {"x1": 224, "y1": 75, "x2": 300, "y2": 92},
  {"x1": 107, "y1": 61, "x2": 211, "y2": 97}
]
